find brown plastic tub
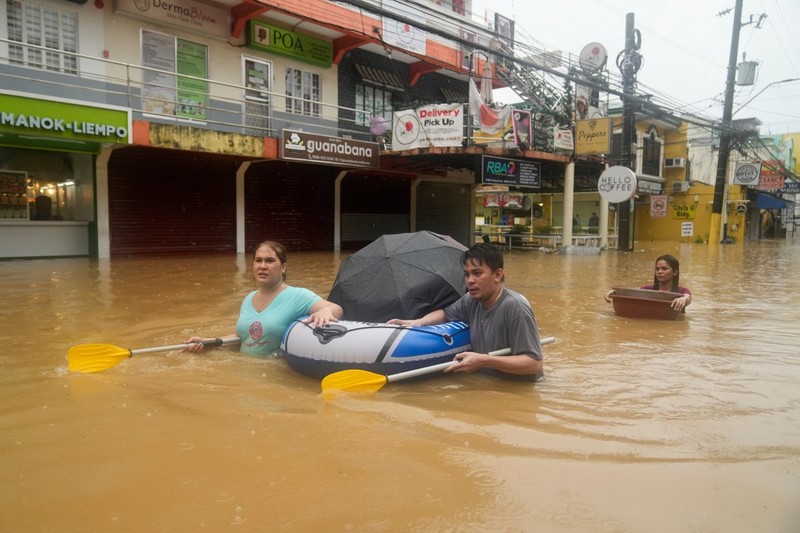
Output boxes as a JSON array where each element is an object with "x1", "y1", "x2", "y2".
[{"x1": 609, "y1": 287, "x2": 684, "y2": 320}]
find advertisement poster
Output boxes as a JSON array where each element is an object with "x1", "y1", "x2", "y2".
[{"x1": 141, "y1": 30, "x2": 208, "y2": 120}]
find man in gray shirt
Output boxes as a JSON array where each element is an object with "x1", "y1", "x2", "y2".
[{"x1": 390, "y1": 243, "x2": 543, "y2": 380}]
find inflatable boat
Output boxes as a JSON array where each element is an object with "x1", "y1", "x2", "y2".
[{"x1": 281, "y1": 318, "x2": 471, "y2": 379}]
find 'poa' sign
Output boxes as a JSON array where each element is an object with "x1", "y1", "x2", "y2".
[{"x1": 598, "y1": 166, "x2": 637, "y2": 203}]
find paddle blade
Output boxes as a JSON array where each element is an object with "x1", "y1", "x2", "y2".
[
  {"x1": 321, "y1": 369, "x2": 389, "y2": 394},
  {"x1": 68, "y1": 344, "x2": 132, "y2": 373}
]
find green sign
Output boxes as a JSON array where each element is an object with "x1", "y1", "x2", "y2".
[
  {"x1": 176, "y1": 39, "x2": 209, "y2": 120},
  {"x1": 247, "y1": 21, "x2": 332, "y2": 68},
  {"x1": 0, "y1": 92, "x2": 130, "y2": 144}
]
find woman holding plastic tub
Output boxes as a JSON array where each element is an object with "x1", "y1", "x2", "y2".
[{"x1": 604, "y1": 254, "x2": 692, "y2": 312}]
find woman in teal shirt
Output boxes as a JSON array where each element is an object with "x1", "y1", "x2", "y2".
[{"x1": 186, "y1": 240, "x2": 343, "y2": 357}]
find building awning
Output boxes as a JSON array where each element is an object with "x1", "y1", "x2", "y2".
[
  {"x1": 754, "y1": 192, "x2": 789, "y2": 209},
  {"x1": 354, "y1": 64, "x2": 405, "y2": 91},
  {"x1": 440, "y1": 87, "x2": 465, "y2": 102}
]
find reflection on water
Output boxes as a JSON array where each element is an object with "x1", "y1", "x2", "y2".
[{"x1": 1, "y1": 242, "x2": 799, "y2": 531}]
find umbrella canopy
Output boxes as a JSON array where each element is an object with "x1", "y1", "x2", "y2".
[{"x1": 329, "y1": 231, "x2": 468, "y2": 322}]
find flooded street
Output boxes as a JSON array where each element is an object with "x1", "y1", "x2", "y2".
[{"x1": 1, "y1": 241, "x2": 799, "y2": 532}]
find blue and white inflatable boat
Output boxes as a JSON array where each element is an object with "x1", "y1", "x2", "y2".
[{"x1": 281, "y1": 319, "x2": 471, "y2": 379}]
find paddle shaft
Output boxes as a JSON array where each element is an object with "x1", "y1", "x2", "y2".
[
  {"x1": 130, "y1": 338, "x2": 238, "y2": 356},
  {"x1": 385, "y1": 336, "x2": 556, "y2": 384}
]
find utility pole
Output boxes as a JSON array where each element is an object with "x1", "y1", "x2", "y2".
[
  {"x1": 711, "y1": 0, "x2": 743, "y2": 244},
  {"x1": 618, "y1": 13, "x2": 640, "y2": 251}
]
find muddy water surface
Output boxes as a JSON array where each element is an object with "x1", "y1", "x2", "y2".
[{"x1": 1, "y1": 241, "x2": 799, "y2": 532}]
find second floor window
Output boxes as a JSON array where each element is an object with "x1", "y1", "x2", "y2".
[
  {"x1": 641, "y1": 130, "x2": 662, "y2": 176},
  {"x1": 355, "y1": 84, "x2": 394, "y2": 127},
  {"x1": 285, "y1": 67, "x2": 320, "y2": 117},
  {"x1": 6, "y1": 0, "x2": 78, "y2": 74}
]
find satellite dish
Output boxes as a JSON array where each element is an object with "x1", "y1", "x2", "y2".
[{"x1": 579, "y1": 42, "x2": 607, "y2": 72}]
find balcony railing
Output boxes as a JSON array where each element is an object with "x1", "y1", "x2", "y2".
[{"x1": 0, "y1": 38, "x2": 534, "y2": 152}]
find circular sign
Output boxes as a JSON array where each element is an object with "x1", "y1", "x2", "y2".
[
  {"x1": 734, "y1": 163, "x2": 760, "y2": 185},
  {"x1": 598, "y1": 166, "x2": 637, "y2": 203},
  {"x1": 392, "y1": 112, "x2": 421, "y2": 148},
  {"x1": 579, "y1": 42, "x2": 608, "y2": 72}
]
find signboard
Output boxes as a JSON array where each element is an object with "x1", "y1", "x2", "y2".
[
  {"x1": 598, "y1": 166, "x2": 636, "y2": 203},
  {"x1": 671, "y1": 202, "x2": 696, "y2": 219},
  {"x1": 732, "y1": 161, "x2": 761, "y2": 185},
  {"x1": 681, "y1": 222, "x2": 693, "y2": 237},
  {"x1": 554, "y1": 127, "x2": 574, "y2": 151},
  {"x1": 575, "y1": 118, "x2": 611, "y2": 155},
  {"x1": 280, "y1": 129, "x2": 379, "y2": 168},
  {"x1": 481, "y1": 156, "x2": 541, "y2": 188},
  {"x1": 756, "y1": 160, "x2": 784, "y2": 190},
  {"x1": 116, "y1": 0, "x2": 230, "y2": 39},
  {"x1": 0, "y1": 91, "x2": 131, "y2": 144},
  {"x1": 248, "y1": 21, "x2": 332, "y2": 68},
  {"x1": 650, "y1": 195, "x2": 668, "y2": 218},
  {"x1": 637, "y1": 178, "x2": 663, "y2": 195},
  {"x1": 782, "y1": 181, "x2": 800, "y2": 193}
]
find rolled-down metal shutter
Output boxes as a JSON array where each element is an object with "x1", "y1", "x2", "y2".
[
  {"x1": 340, "y1": 175, "x2": 411, "y2": 247},
  {"x1": 244, "y1": 162, "x2": 337, "y2": 251},
  {"x1": 415, "y1": 181, "x2": 471, "y2": 246},
  {"x1": 108, "y1": 147, "x2": 237, "y2": 255}
]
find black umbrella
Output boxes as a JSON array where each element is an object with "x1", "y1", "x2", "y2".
[{"x1": 329, "y1": 231, "x2": 468, "y2": 322}]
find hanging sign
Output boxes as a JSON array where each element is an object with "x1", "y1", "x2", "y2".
[
  {"x1": 732, "y1": 162, "x2": 762, "y2": 185},
  {"x1": 598, "y1": 166, "x2": 636, "y2": 203}
]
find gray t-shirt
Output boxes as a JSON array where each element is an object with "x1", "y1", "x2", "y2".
[{"x1": 444, "y1": 287, "x2": 542, "y2": 379}]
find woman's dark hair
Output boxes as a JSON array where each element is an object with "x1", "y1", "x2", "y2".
[
  {"x1": 254, "y1": 240, "x2": 288, "y2": 280},
  {"x1": 461, "y1": 243, "x2": 505, "y2": 281},
  {"x1": 653, "y1": 254, "x2": 680, "y2": 291}
]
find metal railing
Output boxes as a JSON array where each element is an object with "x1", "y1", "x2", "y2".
[{"x1": 0, "y1": 38, "x2": 547, "y2": 152}]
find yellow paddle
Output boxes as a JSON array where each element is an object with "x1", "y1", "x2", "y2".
[
  {"x1": 321, "y1": 336, "x2": 556, "y2": 394},
  {"x1": 67, "y1": 338, "x2": 239, "y2": 373}
]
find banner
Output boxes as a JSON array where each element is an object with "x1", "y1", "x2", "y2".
[
  {"x1": 512, "y1": 109, "x2": 531, "y2": 150},
  {"x1": 391, "y1": 104, "x2": 463, "y2": 151},
  {"x1": 469, "y1": 79, "x2": 511, "y2": 140}
]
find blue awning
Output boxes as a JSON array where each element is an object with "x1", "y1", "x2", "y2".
[{"x1": 754, "y1": 193, "x2": 788, "y2": 209}]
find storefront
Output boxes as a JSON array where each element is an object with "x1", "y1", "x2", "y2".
[{"x1": 0, "y1": 91, "x2": 131, "y2": 259}]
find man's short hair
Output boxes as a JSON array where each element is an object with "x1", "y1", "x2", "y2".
[{"x1": 461, "y1": 243, "x2": 504, "y2": 272}]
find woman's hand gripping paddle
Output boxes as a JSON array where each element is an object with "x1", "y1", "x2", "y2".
[
  {"x1": 67, "y1": 338, "x2": 239, "y2": 373},
  {"x1": 321, "y1": 336, "x2": 556, "y2": 394}
]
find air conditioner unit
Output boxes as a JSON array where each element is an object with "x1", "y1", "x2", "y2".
[
  {"x1": 665, "y1": 157, "x2": 686, "y2": 168},
  {"x1": 672, "y1": 181, "x2": 690, "y2": 193}
]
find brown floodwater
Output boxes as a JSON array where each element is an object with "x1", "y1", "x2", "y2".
[{"x1": 1, "y1": 241, "x2": 799, "y2": 532}]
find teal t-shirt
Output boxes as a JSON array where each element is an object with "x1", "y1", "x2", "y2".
[{"x1": 236, "y1": 287, "x2": 321, "y2": 357}]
